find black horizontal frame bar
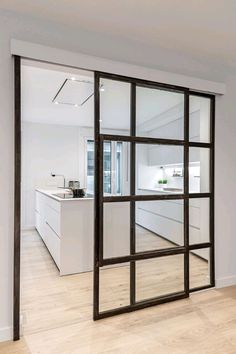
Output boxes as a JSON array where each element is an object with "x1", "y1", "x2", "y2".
[
  {"x1": 188, "y1": 141, "x2": 212, "y2": 148},
  {"x1": 189, "y1": 90, "x2": 215, "y2": 99},
  {"x1": 97, "y1": 71, "x2": 189, "y2": 93},
  {"x1": 188, "y1": 193, "x2": 212, "y2": 199},
  {"x1": 100, "y1": 134, "x2": 212, "y2": 149},
  {"x1": 189, "y1": 242, "x2": 211, "y2": 250},
  {"x1": 101, "y1": 134, "x2": 185, "y2": 146},
  {"x1": 95, "y1": 291, "x2": 187, "y2": 320},
  {"x1": 103, "y1": 194, "x2": 184, "y2": 203},
  {"x1": 189, "y1": 284, "x2": 214, "y2": 293},
  {"x1": 101, "y1": 246, "x2": 186, "y2": 266},
  {"x1": 100, "y1": 241, "x2": 212, "y2": 267},
  {"x1": 103, "y1": 192, "x2": 212, "y2": 203}
]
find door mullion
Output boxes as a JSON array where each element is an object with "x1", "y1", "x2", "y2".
[
  {"x1": 130, "y1": 83, "x2": 136, "y2": 305},
  {"x1": 184, "y1": 91, "x2": 190, "y2": 296}
]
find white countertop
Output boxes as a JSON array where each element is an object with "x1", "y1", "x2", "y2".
[
  {"x1": 36, "y1": 188, "x2": 94, "y2": 202},
  {"x1": 137, "y1": 187, "x2": 183, "y2": 194}
]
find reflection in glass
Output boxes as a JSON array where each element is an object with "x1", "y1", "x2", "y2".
[
  {"x1": 100, "y1": 78, "x2": 130, "y2": 135},
  {"x1": 86, "y1": 139, "x2": 94, "y2": 194},
  {"x1": 189, "y1": 198, "x2": 210, "y2": 245},
  {"x1": 136, "y1": 86, "x2": 184, "y2": 140},
  {"x1": 136, "y1": 200, "x2": 184, "y2": 252},
  {"x1": 116, "y1": 142, "x2": 122, "y2": 194},
  {"x1": 190, "y1": 248, "x2": 210, "y2": 289},
  {"x1": 190, "y1": 95, "x2": 211, "y2": 143},
  {"x1": 103, "y1": 202, "x2": 130, "y2": 259},
  {"x1": 103, "y1": 141, "x2": 130, "y2": 196},
  {"x1": 99, "y1": 263, "x2": 130, "y2": 312},
  {"x1": 136, "y1": 144, "x2": 184, "y2": 195},
  {"x1": 136, "y1": 255, "x2": 184, "y2": 301},
  {"x1": 189, "y1": 148, "x2": 210, "y2": 193},
  {"x1": 103, "y1": 141, "x2": 112, "y2": 194}
]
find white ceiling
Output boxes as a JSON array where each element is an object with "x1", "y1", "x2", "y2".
[
  {"x1": 22, "y1": 60, "x2": 187, "y2": 130},
  {"x1": 2, "y1": 0, "x2": 236, "y2": 68},
  {"x1": 21, "y1": 61, "x2": 95, "y2": 127}
]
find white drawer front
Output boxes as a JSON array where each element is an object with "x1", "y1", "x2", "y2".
[
  {"x1": 45, "y1": 222, "x2": 60, "y2": 268},
  {"x1": 46, "y1": 196, "x2": 61, "y2": 213},
  {"x1": 45, "y1": 204, "x2": 61, "y2": 237},
  {"x1": 35, "y1": 191, "x2": 45, "y2": 215}
]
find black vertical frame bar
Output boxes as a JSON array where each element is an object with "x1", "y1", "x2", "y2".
[
  {"x1": 130, "y1": 83, "x2": 136, "y2": 305},
  {"x1": 210, "y1": 95, "x2": 215, "y2": 286},
  {"x1": 188, "y1": 92, "x2": 215, "y2": 293},
  {"x1": 93, "y1": 71, "x2": 101, "y2": 320},
  {"x1": 14, "y1": 55, "x2": 21, "y2": 341},
  {"x1": 184, "y1": 92, "x2": 190, "y2": 296}
]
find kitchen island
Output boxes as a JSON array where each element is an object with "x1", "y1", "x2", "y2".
[{"x1": 35, "y1": 189, "x2": 130, "y2": 275}]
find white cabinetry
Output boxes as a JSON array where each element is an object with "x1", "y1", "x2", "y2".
[
  {"x1": 136, "y1": 189, "x2": 208, "y2": 260},
  {"x1": 148, "y1": 145, "x2": 183, "y2": 166},
  {"x1": 148, "y1": 144, "x2": 199, "y2": 166},
  {"x1": 35, "y1": 190, "x2": 94, "y2": 275},
  {"x1": 35, "y1": 190, "x2": 130, "y2": 275},
  {"x1": 35, "y1": 191, "x2": 61, "y2": 268}
]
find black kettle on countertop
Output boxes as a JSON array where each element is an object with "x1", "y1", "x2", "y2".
[{"x1": 68, "y1": 180, "x2": 86, "y2": 198}]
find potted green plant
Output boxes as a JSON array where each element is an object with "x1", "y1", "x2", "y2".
[{"x1": 158, "y1": 179, "x2": 168, "y2": 187}]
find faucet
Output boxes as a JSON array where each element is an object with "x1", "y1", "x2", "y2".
[{"x1": 51, "y1": 173, "x2": 65, "y2": 188}]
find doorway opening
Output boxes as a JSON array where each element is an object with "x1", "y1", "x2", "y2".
[
  {"x1": 17, "y1": 58, "x2": 97, "y2": 338},
  {"x1": 14, "y1": 57, "x2": 215, "y2": 339}
]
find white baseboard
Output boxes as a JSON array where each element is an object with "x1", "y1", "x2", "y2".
[
  {"x1": 215, "y1": 275, "x2": 236, "y2": 288},
  {"x1": 0, "y1": 326, "x2": 12, "y2": 342}
]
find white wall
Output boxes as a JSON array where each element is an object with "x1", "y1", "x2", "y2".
[
  {"x1": 21, "y1": 122, "x2": 130, "y2": 229},
  {"x1": 21, "y1": 122, "x2": 81, "y2": 229},
  {"x1": 0, "y1": 8, "x2": 235, "y2": 342}
]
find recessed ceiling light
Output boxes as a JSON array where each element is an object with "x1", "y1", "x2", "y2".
[
  {"x1": 71, "y1": 77, "x2": 76, "y2": 81},
  {"x1": 100, "y1": 87, "x2": 105, "y2": 92},
  {"x1": 74, "y1": 104, "x2": 78, "y2": 107},
  {"x1": 54, "y1": 101, "x2": 59, "y2": 105},
  {"x1": 99, "y1": 119, "x2": 102, "y2": 122}
]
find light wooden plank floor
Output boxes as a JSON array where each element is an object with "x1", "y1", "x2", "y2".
[{"x1": 2, "y1": 229, "x2": 235, "y2": 354}]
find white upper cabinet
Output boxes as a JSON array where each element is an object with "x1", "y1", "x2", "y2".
[{"x1": 148, "y1": 144, "x2": 183, "y2": 166}]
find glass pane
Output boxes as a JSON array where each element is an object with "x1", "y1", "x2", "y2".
[
  {"x1": 189, "y1": 148, "x2": 210, "y2": 193},
  {"x1": 103, "y1": 141, "x2": 130, "y2": 196},
  {"x1": 136, "y1": 86, "x2": 184, "y2": 140},
  {"x1": 103, "y1": 141, "x2": 112, "y2": 194},
  {"x1": 190, "y1": 96, "x2": 211, "y2": 143},
  {"x1": 190, "y1": 248, "x2": 210, "y2": 289},
  {"x1": 189, "y1": 198, "x2": 210, "y2": 245},
  {"x1": 136, "y1": 200, "x2": 184, "y2": 252},
  {"x1": 136, "y1": 144, "x2": 184, "y2": 195},
  {"x1": 116, "y1": 142, "x2": 122, "y2": 194},
  {"x1": 99, "y1": 263, "x2": 130, "y2": 312},
  {"x1": 100, "y1": 78, "x2": 130, "y2": 135},
  {"x1": 86, "y1": 140, "x2": 94, "y2": 194},
  {"x1": 136, "y1": 255, "x2": 184, "y2": 302},
  {"x1": 103, "y1": 202, "x2": 130, "y2": 259}
]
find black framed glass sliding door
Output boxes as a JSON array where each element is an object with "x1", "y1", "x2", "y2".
[{"x1": 93, "y1": 71, "x2": 215, "y2": 320}]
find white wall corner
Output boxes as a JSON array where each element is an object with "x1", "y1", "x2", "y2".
[
  {"x1": 0, "y1": 326, "x2": 12, "y2": 343},
  {"x1": 215, "y1": 275, "x2": 236, "y2": 288}
]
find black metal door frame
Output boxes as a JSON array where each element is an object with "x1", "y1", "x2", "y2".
[
  {"x1": 93, "y1": 71, "x2": 215, "y2": 320},
  {"x1": 14, "y1": 57, "x2": 215, "y2": 337},
  {"x1": 14, "y1": 55, "x2": 21, "y2": 340}
]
